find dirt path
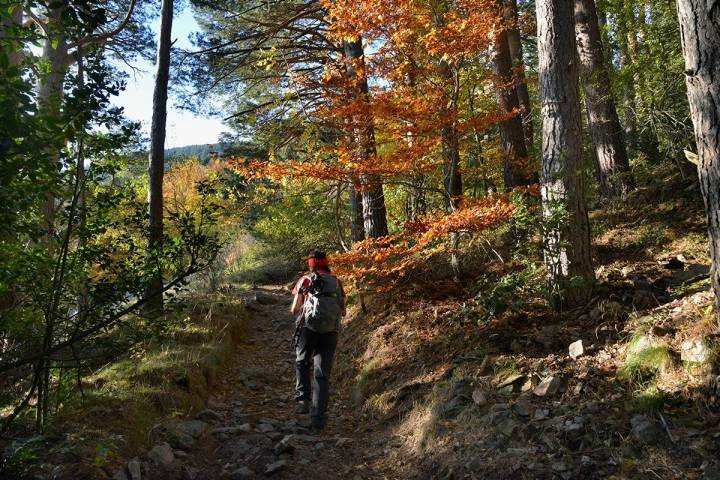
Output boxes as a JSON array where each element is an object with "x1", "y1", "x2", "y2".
[{"x1": 173, "y1": 285, "x2": 392, "y2": 480}]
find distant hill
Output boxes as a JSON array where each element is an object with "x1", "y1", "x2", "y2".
[
  {"x1": 166, "y1": 144, "x2": 219, "y2": 164},
  {"x1": 165, "y1": 142, "x2": 268, "y2": 166}
]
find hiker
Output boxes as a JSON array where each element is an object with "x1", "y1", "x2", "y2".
[{"x1": 290, "y1": 250, "x2": 346, "y2": 431}]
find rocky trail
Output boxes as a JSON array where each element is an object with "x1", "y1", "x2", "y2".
[
  {"x1": 131, "y1": 285, "x2": 392, "y2": 480},
  {"x1": 115, "y1": 258, "x2": 720, "y2": 480}
]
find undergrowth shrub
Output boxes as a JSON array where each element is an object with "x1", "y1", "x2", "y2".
[
  {"x1": 620, "y1": 334, "x2": 674, "y2": 411},
  {"x1": 473, "y1": 260, "x2": 544, "y2": 321}
]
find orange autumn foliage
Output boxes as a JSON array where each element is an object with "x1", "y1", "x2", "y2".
[
  {"x1": 331, "y1": 192, "x2": 523, "y2": 291},
  {"x1": 224, "y1": 0, "x2": 537, "y2": 291}
]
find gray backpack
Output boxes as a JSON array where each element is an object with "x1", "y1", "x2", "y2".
[{"x1": 302, "y1": 273, "x2": 342, "y2": 333}]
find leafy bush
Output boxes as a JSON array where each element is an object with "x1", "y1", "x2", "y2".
[{"x1": 474, "y1": 261, "x2": 544, "y2": 320}]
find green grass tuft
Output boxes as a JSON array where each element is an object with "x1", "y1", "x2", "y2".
[
  {"x1": 633, "y1": 383, "x2": 666, "y2": 411},
  {"x1": 620, "y1": 335, "x2": 673, "y2": 412},
  {"x1": 620, "y1": 342, "x2": 672, "y2": 382},
  {"x1": 354, "y1": 358, "x2": 381, "y2": 406}
]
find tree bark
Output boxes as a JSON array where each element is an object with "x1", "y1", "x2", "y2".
[
  {"x1": 492, "y1": 13, "x2": 535, "y2": 189},
  {"x1": 437, "y1": 57, "x2": 463, "y2": 210},
  {"x1": 677, "y1": 0, "x2": 720, "y2": 328},
  {"x1": 404, "y1": 65, "x2": 427, "y2": 220},
  {"x1": 343, "y1": 38, "x2": 389, "y2": 239},
  {"x1": 536, "y1": 0, "x2": 595, "y2": 309},
  {"x1": 616, "y1": 9, "x2": 639, "y2": 153},
  {"x1": 503, "y1": 0, "x2": 534, "y2": 147},
  {"x1": 37, "y1": 5, "x2": 70, "y2": 233},
  {"x1": 574, "y1": 0, "x2": 633, "y2": 199},
  {"x1": 0, "y1": 5, "x2": 24, "y2": 66},
  {"x1": 349, "y1": 180, "x2": 365, "y2": 244},
  {"x1": 405, "y1": 174, "x2": 427, "y2": 221},
  {"x1": 145, "y1": 0, "x2": 173, "y2": 315}
]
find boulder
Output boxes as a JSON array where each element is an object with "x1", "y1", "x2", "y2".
[
  {"x1": 171, "y1": 420, "x2": 209, "y2": 439},
  {"x1": 630, "y1": 415, "x2": 662, "y2": 445},
  {"x1": 148, "y1": 443, "x2": 174, "y2": 466},
  {"x1": 127, "y1": 458, "x2": 142, "y2": 480},
  {"x1": 681, "y1": 339, "x2": 712, "y2": 363},
  {"x1": 167, "y1": 430, "x2": 195, "y2": 450},
  {"x1": 196, "y1": 409, "x2": 223, "y2": 423},
  {"x1": 273, "y1": 435, "x2": 296, "y2": 455},
  {"x1": 512, "y1": 400, "x2": 532, "y2": 418},
  {"x1": 533, "y1": 408, "x2": 550, "y2": 421},
  {"x1": 258, "y1": 423, "x2": 275, "y2": 433},
  {"x1": 497, "y1": 374, "x2": 526, "y2": 395},
  {"x1": 497, "y1": 374, "x2": 526, "y2": 390},
  {"x1": 230, "y1": 466, "x2": 255, "y2": 479},
  {"x1": 496, "y1": 417, "x2": 520, "y2": 437},
  {"x1": 471, "y1": 388, "x2": 487, "y2": 406},
  {"x1": 264, "y1": 459, "x2": 288, "y2": 476},
  {"x1": 533, "y1": 377, "x2": 563, "y2": 397},
  {"x1": 627, "y1": 335, "x2": 656, "y2": 355}
]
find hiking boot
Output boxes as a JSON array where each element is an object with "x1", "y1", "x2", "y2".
[
  {"x1": 310, "y1": 418, "x2": 325, "y2": 433},
  {"x1": 295, "y1": 400, "x2": 309, "y2": 414}
]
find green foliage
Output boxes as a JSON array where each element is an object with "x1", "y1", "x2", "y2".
[
  {"x1": 472, "y1": 193, "x2": 545, "y2": 320},
  {"x1": 0, "y1": 436, "x2": 42, "y2": 478},
  {"x1": 474, "y1": 262, "x2": 544, "y2": 321},
  {"x1": 0, "y1": 7, "x2": 225, "y2": 432},
  {"x1": 231, "y1": 184, "x2": 342, "y2": 282}
]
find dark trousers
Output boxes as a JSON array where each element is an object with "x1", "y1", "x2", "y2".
[{"x1": 295, "y1": 327, "x2": 338, "y2": 427}]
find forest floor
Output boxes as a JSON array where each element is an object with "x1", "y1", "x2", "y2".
[
  {"x1": 129, "y1": 171, "x2": 720, "y2": 480},
  {"x1": 136, "y1": 284, "x2": 395, "y2": 480},
  {"x1": 9, "y1": 168, "x2": 720, "y2": 480}
]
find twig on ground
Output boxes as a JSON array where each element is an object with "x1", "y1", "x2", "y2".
[{"x1": 658, "y1": 411, "x2": 675, "y2": 444}]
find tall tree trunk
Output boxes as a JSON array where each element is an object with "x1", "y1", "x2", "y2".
[
  {"x1": 405, "y1": 174, "x2": 427, "y2": 221},
  {"x1": 37, "y1": 5, "x2": 69, "y2": 234},
  {"x1": 503, "y1": 0, "x2": 534, "y2": 147},
  {"x1": 437, "y1": 57, "x2": 463, "y2": 209},
  {"x1": 404, "y1": 64, "x2": 427, "y2": 220},
  {"x1": 616, "y1": 10, "x2": 639, "y2": 153},
  {"x1": 145, "y1": 0, "x2": 173, "y2": 316},
  {"x1": 492, "y1": 13, "x2": 535, "y2": 189},
  {"x1": 349, "y1": 180, "x2": 365, "y2": 244},
  {"x1": 343, "y1": 38, "x2": 389, "y2": 239},
  {"x1": 438, "y1": 58, "x2": 462, "y2": 279},
  {"x1": 574, "y1": 0, "x2": 633, "y2": 199},
  {"x1": 677, "y1": 0, "x2": 720, "y2": 328},
  {"x1": 434, "y1": 10, "x2": 463, "y2": 279},
  {"x1": 536, "y1": 0, "x2": 595, "y2": 309}
]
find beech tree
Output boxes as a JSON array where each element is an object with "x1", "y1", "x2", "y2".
[
  {"x1": 536, "y1": 0, "x2": 594, "y2": 308},
  {"x1": 343, "y1": 38, "x2": 389, "y2": 239},
  {"x1": 574, "y1": 0, "x2": 633, "y2": 199},
  {"x1": 677, "y1": 0, "x2": 720, "y2": 327},
  {"x1": 146, "y1": 0, "x2": 174, "y2": 315}
]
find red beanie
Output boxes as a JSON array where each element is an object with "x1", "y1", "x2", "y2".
[{"x1": 308, "y1": 257, "x2": 329, "y2": 268}]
